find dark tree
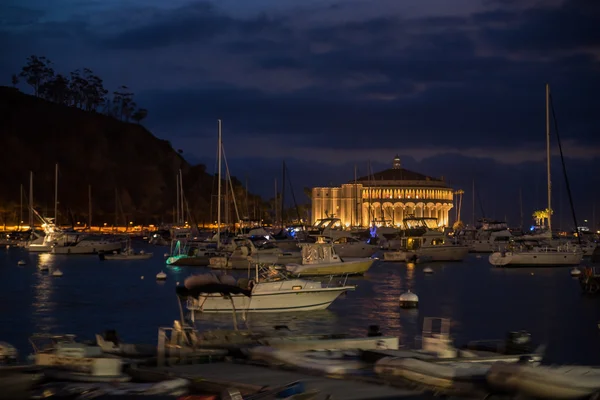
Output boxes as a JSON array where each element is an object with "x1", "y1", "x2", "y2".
[
  {"x1": 11, "y1": 74, "x2": 18, "y2": 88},
  {"x1": 131, "y1": 108, "x2": 148, "y2": 124},
  {"x1": 19, "y1": 55, "x2": 54, "y2": 96},
  {"x1": 40, "y1": 74, "x2": 70, "y2": 105},
  {"x1": 111, "y1": 86, "x2": 135, "y2": 120},
  {"x1": 69, "y1": 68, "x2": 107, "y2": 111}
]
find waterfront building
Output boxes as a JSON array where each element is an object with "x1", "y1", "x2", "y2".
[{"x1": 311, "y1": 156, "x2": 454, "y2": 228}]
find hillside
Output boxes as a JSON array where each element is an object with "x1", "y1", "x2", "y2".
[{"x1": 0, "y1": 86, "x2": 257, "y2": 226}]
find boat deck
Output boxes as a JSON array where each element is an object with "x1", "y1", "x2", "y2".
[{"x1": 141, "y1": 361, "x2": 439, "y2": 399}]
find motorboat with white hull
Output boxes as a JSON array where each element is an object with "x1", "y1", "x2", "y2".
[
  {"x1": 286, "y1": 237, "x2": 374, "y2": 276},
  {"x1": 29, "y1": 333, "x2": 130, "y2": 382},
  {"x1": 166, "y1": 240, "x2": 222, "y2": 266},
  {"x1": 384, "y1": 217, "x2": 469, "y2": 262},
  {"x1": 489, "y1": 239, "x2": 583, "y2": 267},
  {"x1": 182, "y1": 267, "x2": 355, "y2": 313},
  {"x1": 487, "y1": 362, "x2": 600, "y2": 399},
  {"x1": 330, "y1": 236, "x2": 379, "y2": 258},
  {"x1": 52, "y1": 233, "x2": 124, "y2": 255},
  {"x1": 209, "y1": 237, "x2": 301, "y2": 270}
]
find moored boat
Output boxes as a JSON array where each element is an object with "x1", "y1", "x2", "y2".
[
  {"x1": 375, "y1": 357, "x2": 490, "y2": 392},
  {"x1": 487, "y1": 362, "x2": 600, "y2": 399},
  {"x1": 183, "y1": 268, "x2": 355, "y2": 313},
  {"x1": 285, "y1": 237, "x2": 374, "y2": 276}
]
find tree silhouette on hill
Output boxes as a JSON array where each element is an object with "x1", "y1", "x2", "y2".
[{"x1": 14, "y1": 55, "x2": 148, "y2": 124}]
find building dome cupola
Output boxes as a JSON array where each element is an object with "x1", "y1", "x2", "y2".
[{"x1": 393, "y1": 155, "x2": 401, "y2": 169}]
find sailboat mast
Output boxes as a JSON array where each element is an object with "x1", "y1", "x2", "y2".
[
  {"x1": 29, "y1": 171, "x2": 33, "y2": 228},
  {"x1": 114, "y1": 188, "x2": 118, "y2": 229},
  {"x1": 88, "y1": 185, "x2": 92, "y2": 229},
  {"x1": 519, "y1": 187, "x2": 523, "y2": 229},
  {"x1": 179, "y1": 169, "x2": 184, "y2": 225},
  {"x1": 281, "y1": 161, "x2": 285, "y2": 228},
  {"x1": 546, "y1": 83, "x2": 552, "y2": 232},
  {"x1": 472, "y1": 180, "x2": 475, "y2": 226},
  {"x1": 176, "y1": 173, "x2": 180, "y2": 226},
  {"x1": 274, "y1": 178, "x2": 278, "y2": 225},
  {"x1": 54, "y1": 163, "x2": 58, "y2": 225},
  {"x1": 217, "y1": 119, "x2": 222, "y2": 250},
  {"x1": 19, "y1": 184, "x2": 23, "y2": 227},
  {"x1": 352, "y1": 164, "x2": 356, "y2": 228}
]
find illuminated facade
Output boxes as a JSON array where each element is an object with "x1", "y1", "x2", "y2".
[{"x1": 311, "y1": 156, "x2": 454, "y2": 228}]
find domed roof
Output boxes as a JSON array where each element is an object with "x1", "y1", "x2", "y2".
[{"x1": 351, "y1": 156, "x2": 447, "y2": 186}]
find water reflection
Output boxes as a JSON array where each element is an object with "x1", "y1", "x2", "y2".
[
  {"x1": 37, "y1": 252, "x2": 58, "y2": 268},
  {"x1": 405, "y1": 262, "x2": 415, "y2": 290},
  {"x1": 348, "y1": 264, "x2": 403, "y2": 338},
  {"x1": 193, "y1": 310, "x2": 339, "y2": 334},
  {"x1": 32, "y1": 272, "x2": 57, "y2": 332}
]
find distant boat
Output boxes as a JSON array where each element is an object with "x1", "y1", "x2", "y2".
[
  {"x1": 101, "y1": 239, "x2": 152, "y2": 260},
  {"x1": 285, "y1": 237, "x2": 374, "y2": 276}
]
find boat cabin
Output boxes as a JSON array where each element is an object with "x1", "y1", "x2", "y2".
[{"x1": 298, "y1": 238, "x2": 342, "y2": 265}]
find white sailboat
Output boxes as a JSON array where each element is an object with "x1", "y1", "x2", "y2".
[{"x1": 489, "y1": 84, "x2": 583, "y2": 267}]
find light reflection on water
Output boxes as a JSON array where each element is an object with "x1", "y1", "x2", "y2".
[
  {"x1": 38, "y1": 253, "x2": 58, "y2": 269},
  {"x1": 32, "y1": 272, "x2": 57, "y2": 332},
  {"x1": 1, "y1": 246, "x2": 599, "y2": 365}
]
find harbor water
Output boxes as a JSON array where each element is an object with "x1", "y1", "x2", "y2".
[{"x1": 1, "y1": 243, "x2": 599, "y2": 365}]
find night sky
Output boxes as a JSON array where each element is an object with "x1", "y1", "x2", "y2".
[{"x1": 1, "y1": 0, "x2": 599, "y2": 229}]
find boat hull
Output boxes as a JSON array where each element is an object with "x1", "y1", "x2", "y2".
[
  {"x1": 487, "y1": 363, "x2": 600, "y2": 399},
  {"x1": 52, "y1": 242, "x2": 123, "y2": 255},
  {"x1": 286, "y1": 259, "x2": 374, "y2": 276},
  {"x1": 375, "y1": 358, "x2": 489, "y2": 392},
  {"x1": 489, "y1": 251, "x2": 583, "y2": 267},
  {"x1": 187, "y1": 287, "x2": 351, "y2": 313}
]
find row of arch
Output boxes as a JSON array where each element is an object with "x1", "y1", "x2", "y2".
[
  {"x1": 338, "y1": 202, "x2": 453, "y2": 227},
  {"x1": 361, "y1": 188, "x2": 453, "y2": 201}
]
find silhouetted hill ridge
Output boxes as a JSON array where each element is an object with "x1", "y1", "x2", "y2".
[{"x1": 0, "y1": 85, "x2": 226, "y2": 225}]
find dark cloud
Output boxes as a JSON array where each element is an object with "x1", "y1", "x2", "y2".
[
  {"x1": 3, "y1": 0, "x2": 600, "y2": 206},
  {"x1": 100, "y1": 2, "x2": 291, "y2": 50},
  {"x1": 480, "y1": 0, "x2": 600, "y2": 52},
  {"x1": 0, "y1": 5, "x2": 44, "y2": 28}
]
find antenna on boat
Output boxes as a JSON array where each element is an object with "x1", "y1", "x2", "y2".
[
  {"x1": 548, "y1": 85, "x2": 581, "y2": 245},
  {"x1": 546, "y1": 83, "x2": 552, "y2": 232},
  {"x1": 217, "y1": 119, "x2": 222, "y2": 250}
]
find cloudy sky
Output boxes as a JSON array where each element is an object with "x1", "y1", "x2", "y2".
[{"x1": 1, "y1": 0, "x2": 599, "y2": 228}]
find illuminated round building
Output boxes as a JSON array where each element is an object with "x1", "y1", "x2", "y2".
[{"x1": 311, "y1": 156, "x2": 454, "y2": 228}]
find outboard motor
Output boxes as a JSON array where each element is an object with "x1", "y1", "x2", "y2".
[
  {"x1": 98, "y1": 251, "x2": 105, "y2": 261},
  {"x1": 505, "y1": 330, "x2": 532, "y2": 354}
]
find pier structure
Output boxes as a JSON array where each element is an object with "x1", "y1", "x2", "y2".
[{"x1": 311, "y1": 156, "x2": 454, "y2": 228}]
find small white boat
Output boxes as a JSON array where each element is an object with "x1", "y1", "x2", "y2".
[
  {"x1": 0, "y1": 341, "x2": 18, "y2": 364},
  {"x1": 45, "y1": 378, "x2": 190, "y2": 398},
  {"x1": 249, "y1": 346, "x2": 366, "y2": 375},
  {"x1": 487, "y1": 362, "x2": 600, "y2": 399},
  {"x1": 156, "y1": 271, "x2": 167, "y2": 280},
  {"x1": 37, "y1": 264, "x2": 49, "y2": 271},
  {"x1": 102, "y1": 247, "x2": 153, "y2": 260},
  {"x1": 52, "y1": 268, "x2": 63, "y2": 277},
  {"x1": 31, "y1": 335, "x2": 131, "y2": 383},
  {"x1": 17, "y1": 260, "x2": 26, "y2": 266},
  {"x1": 285, "y1": 237, "x2": 374, "y2": 276}
]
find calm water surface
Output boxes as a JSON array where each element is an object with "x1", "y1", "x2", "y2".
[{"x1": 1, "y1": 243, "x2": 599, "y2": 365}]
